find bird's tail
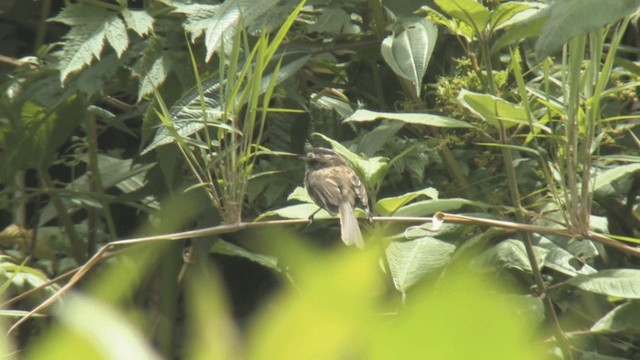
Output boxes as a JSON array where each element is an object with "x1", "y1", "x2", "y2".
[{"x1": 339, "y1": 202, "x2": 364, "y2": 249}]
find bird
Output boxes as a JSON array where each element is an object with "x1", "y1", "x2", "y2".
[{"x1": 304, "y1": 147, "x2": 370, "y2": 248}]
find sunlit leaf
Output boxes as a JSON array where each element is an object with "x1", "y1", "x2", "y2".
[
  {"x1": 344, "y1": 109, "x2": 474, "y2": 128},
  {"x1": 376, "y1": 188, "x2": 439, "y2": 216},
  {"x1": 381, "y1": 17, "x2": 437, "y2": 96},
  {"x1": 458, "y1": 89, "x2": 528, "y2": 129},
  {"x1": 568, "y1": 269, "x2": 640, "y2": 299},
  {"x1": 386, "y1": 237, "x2": 456, "y2": 295}
]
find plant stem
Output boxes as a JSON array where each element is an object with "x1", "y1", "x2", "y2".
[{"x1": 39, "y1": 167, "x2": 86, "y2": 263}]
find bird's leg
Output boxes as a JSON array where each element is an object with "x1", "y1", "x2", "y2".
[{"x1": 308, "y1": 208, "x2": 321, "y2": 224}]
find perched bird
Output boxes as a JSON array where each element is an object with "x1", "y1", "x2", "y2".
[{"x1": 304, "y1": 147, "x2": 370, "y2": 248}]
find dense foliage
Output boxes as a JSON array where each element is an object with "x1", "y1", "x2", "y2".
[{"x1": 1, "y1": 0, "x2": 640, "y2": 359}]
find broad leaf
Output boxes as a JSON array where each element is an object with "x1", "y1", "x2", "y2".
[
  {"x1": 593, "y1": 163, "x2": 640, "y2": 195},
  {"x1": 434, "y1": 0, "x2": 490, "y2": 33},
  {"x1": 591, "y1": 301, "x2": 640, "y2": 333},
  {"x1": 381, "y1": 17, "x2": 437, "y2": 96},
  {"x1": 568, "y1": 269, "x2": 640, "y2": 299},
  {"x1": 536, "y1": 237, "x2": 597, "y2": 277},
  {"x1": 344, "y1": 109, "x2": 474, "y2": 129},
  {"x1": 376, "y1": 188, "x2": 439, "y2": 216},
  {"x1": 535, "y1": 0, "x2": 640, "y2": 59},
  {"x1": 472, "y1": 239, "x2": 546, "y2": 273},
  {"x1": 490, "y1": 2, "x2": 541, "y2": 30},
  {"x1": 394, "y1": 198, "x2": 476, "y2": 217},
  {"x1": 386, "y1": 237, "x2": 456, "y2": 295},
  {"x1": 458, "y1": 89, "x2": 528, "y2": 129}
]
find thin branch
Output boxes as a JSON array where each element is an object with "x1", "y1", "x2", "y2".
[{"x1": 8, "y1": 212, "x2": 640, "y2": 333}]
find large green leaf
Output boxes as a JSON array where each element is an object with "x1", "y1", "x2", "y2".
[
  {"x1": 386, "y1": 237, "x2": 456, "y2": 295},
  {"x1": 51, "y1": 4, "x2": 129, "y2": 82},
  {"x1": 434, "y1": 0, "x2": 490, "y2": 33},
  {"x1": 591, "y1": 301, "x2": 640, "y2": 333},
  {"x1": 568, "y1": 269, "x2": 640, "y2": 299},
  {"x1": 376, "y1": 188, "x2": 439, "y2": 216},
  {"x1": 472, "y1": 239, "x2": 546, "y2": 273},
  {"x1": 490, "y1": 1, "x2": 542, "y2": 30},
  {"x1": 457, "y1": 89, "x2": 528, "y2": 129},
  {"x1": 344, "y1": 109, "x2": 474, "y2": 129},
  {"x1": 394, "y1": 198, "x2": 476, "y2": 217},
  {"x1": 535, "y1": 0, "x2": 640, "y2": 59},
  {"x1": 380, "y1": 17, "x2": 437, "y2": 96},
  {"x1": 593, "y1": 163, "x2": 640, "y2": 196}
]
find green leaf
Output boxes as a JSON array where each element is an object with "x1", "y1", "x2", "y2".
[
  {"x1": 122, "y1": 9, "x2": 154, "y2": 37},
  {"x1": 434, "y1": 0, "x2": 490, "y2": 33},
  {"x1": 380, "y1": 17, "x2": 437, "y2": 96},
  {"x1": 491, "y1": 10, "x2": 546, "y2": 54},
  {"x1": 490, "y1": 2, "x2": 541, "y2": 30},
  {"x1": 386, "y1": 237, "x2": 456, "y2": 294},
  {"x1": 312, "y1": 133, "x2": 389, "y2": 186},
  {"x1": 394, "y1": 198, "x2": 477, "y2": 217},
  {"x1": 535, "y1": 0, "x2": 640, "y2": 59},
  {"x1": 51, "y1": 4, "x2": 129, "y2": 82},
  {"x1": 174, "y1": 4, "x2": 221, "y2": 42},
  {"x1": 457, "y1": 89, "x2": 528, "y2": 129},
  {"x1": 591, "y1": 301, "x2": 640, "y2": 333},
  {"x1": 211, "y1": 239, "x2": 280, "y2": 271},
  {"x1": 25, "y1": 293, "x2": 162, "y2": 360},
  {"x1": 204, "y1": 0, "x2": 280, "y2": 60},
  {"x1": 142, "y1": 51, "x2": 310, "y2": 154},
  {"x1": 472, "y1": 239, "x2": 546, "y2": 272},
  {"x1": 593, "y1": 163, "x2": 640, "y2": 195},
  {"x1": 568, "y1": 269, "x2": 640, "y2": 299},
  {"x1": 376, "y1": 188, "x2": 439, "y2": 216},
  {"x1": 344, "y1": 109, "x2": 474, "y2": 129},
  {"x1": 537, "y1": 237, "x2": 597, "y2": 277}
]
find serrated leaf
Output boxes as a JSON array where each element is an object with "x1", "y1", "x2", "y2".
[
  {"x1": 458, "y1": 89, "x2": 528, "y2": 129},
  {"x1": 381, "y1": 17, "x2": 437, "y2": 96},
  {"x1": 568, "y1": 269, "x2": 640, "y2": 299},
  {"x1": 51, "y1": 4, "x2": 129, "y2": 82},
  {"x1": 535, "y1": 0, "x2": 640, "y2": 59},
  {"x1": 122, "y1": 9, "x2": 154, "y2": 37},
  {"x1": 376, "y1": 188, "x2": 439, "y2": 216},
  {"x1": 344, "y1": 109, "x2": 474, "y2": 128},
  {"x1": 174, "y1": 4, "x2": 221, "y2": 42},
  {"x1": 386, "y1": 237, "x2": 456, "y2": 294},
  {"x1": 204, "y1": 0, "x2": 280, "y2": 61},
  {"x1": 591, "y1": 301, "x2": 640, "y2": 333}
]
